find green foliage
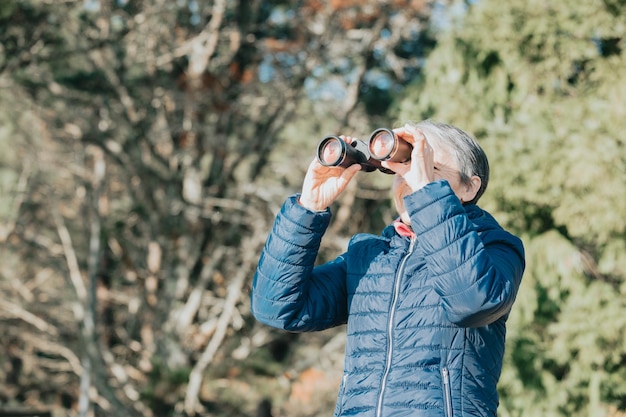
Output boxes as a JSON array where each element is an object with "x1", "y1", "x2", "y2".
[
  {"x1": 0, "y1": 0, "x2": 17, "y2": 20},
  {"x1": 395, "y1": 0, "x2": 626, "y2": 415}
]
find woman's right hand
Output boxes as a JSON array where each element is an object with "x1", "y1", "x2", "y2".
[
  {"x1": 383, "y1": 125, "x2": 435, "y2": 193},
  {"x1": 299, "y1": 137, "x2": 361, "y2": 211}
]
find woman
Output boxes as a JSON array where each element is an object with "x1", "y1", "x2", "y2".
[{"x1": 251, "y1": 120, "x2": 525, "y2": 417}]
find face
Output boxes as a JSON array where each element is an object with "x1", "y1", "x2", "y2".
[{"x1": 393, "y1": 140, "x2": 477, "y2": 225}]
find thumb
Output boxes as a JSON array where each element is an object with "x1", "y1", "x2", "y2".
[{"x1": 337, "y1": 164, "x2": 361, "y2": 188}]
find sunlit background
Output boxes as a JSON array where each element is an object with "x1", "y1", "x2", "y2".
[{"x1": 0, "y1": 0, "x2": 624, "y2": 416}]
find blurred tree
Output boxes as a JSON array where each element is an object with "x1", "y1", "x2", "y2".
[
  {"x1": 394, "y1": 0, "x2": 626, "y2": 416},
  {"x1": 0, "y1": 0, "x2": 444, "y2": 416}
]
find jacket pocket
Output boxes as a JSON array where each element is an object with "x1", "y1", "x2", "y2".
[{"x1": 441, "y1": 366, "x2": 453, "y2": 417}]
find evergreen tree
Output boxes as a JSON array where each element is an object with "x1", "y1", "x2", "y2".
[{"x1": 395, "y1": 1, "x2": 626, "y2": 416}]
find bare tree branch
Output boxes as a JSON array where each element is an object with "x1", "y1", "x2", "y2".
[
  {"x1": 89, "y1": 49, "x2": 139, "y2": 124},
  {"x1": 54, "y1": 209, "x2": 88, "y2": 309},
  {"x1": 154, "y1": 0, "x2": 228, "y2": 70},
  {"x1": 0, "y1": 298, "x2": 58, "y2": 335},
  {"x1": 0, "y1": 159, "x2": 31, "y2": 243},
  {"x1": 168, "y1": 247, "x2": 227, "y2": 333},
  {"x1": 183, "y1": 226, "x2": 267, "y2": 416}
]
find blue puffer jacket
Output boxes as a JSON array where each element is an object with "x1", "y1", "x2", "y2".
[{"x1": 251, "y1": 180, "x2": 525, "y2": 417}]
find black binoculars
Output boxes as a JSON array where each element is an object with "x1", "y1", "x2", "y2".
[{"x1": 316, "y1": 128, "x2": 412, "y2": 174}]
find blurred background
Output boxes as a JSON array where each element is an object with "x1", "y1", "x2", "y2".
[{"x1": 0, "y1": 0, "x2": 625, "y2": 416}]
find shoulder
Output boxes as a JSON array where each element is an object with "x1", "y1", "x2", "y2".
[
  {"x1": 466, "y1": 205, "x2": 525, "y2": 253},
  {"x1": 464, "y1": 204, "x2": 501, "y2": 230}
]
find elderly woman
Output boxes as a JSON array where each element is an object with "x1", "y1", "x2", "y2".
[{"x1": 251, "y1": 120, "x2": 525, "y2": 417}]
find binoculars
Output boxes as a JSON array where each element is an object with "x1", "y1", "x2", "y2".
[{"x1": 316, "y1": 128, "x2": 412, "y2": 174}]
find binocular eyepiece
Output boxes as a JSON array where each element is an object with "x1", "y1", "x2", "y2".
[{"x1": 316, "y1": 128, "x2": 412, "y2": 174}]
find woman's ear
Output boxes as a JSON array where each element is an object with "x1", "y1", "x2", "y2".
[{"x1": 460, "y1": 175, "x2": 481, "y2": 204}]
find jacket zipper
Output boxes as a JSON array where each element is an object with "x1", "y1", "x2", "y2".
[
  {"x1": 442, "y1": 366, "x2": 453, "y2": 417},
  {"x1": 375, "y1": 237, "x2": 416, "y2": 417},
  {"x1": 336, "y1": 374, "x2": 347, "y2": 416}
]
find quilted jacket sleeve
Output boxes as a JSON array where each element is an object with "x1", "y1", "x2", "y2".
[
  {"x1": 250, "y1": 195, "x2": 349, "y2": 332},
  {"x1": 405, "y1": 180, "x2": 525, "y2": 328}
]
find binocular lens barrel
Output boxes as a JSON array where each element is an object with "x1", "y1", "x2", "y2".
[
  {"x1": 317, "y1": 135, "x2": 373, "y2": 168},
  {"x1": 318, "y1": 136, "x2": 345, "y2": 166},
  {"x1": 369, "y1": 129, "x2": 396, "y2": 159},
  {"x1": 316, "y1": 135, "x2": 381, "y2": 172},
  {"x1": 368, "y1": 128, "x2": 412, "y2": 162},
  {"x1": 315, "y1": 129, "x2": 410, "y2": 174}
]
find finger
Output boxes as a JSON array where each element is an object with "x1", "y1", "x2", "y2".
[
  {"x1": 410, "y1": 131, "x2": 432, "y2": 161},
  {"x1": 393, "y1": 125, "x2": 418, "y2": 146},
  {"x1": 339, "y1": 163, "x2": 362, "y2": 184},
  {"x1": 383, "y1": 160, "x2": 409, "y2": 176},
  {"x1": 309, "y1": 156, "x2": 344, "y2": 175},
  {"x1": 339, "y1": 135, "x2": 354, "y2": 145},
  {"x1": 305, "y1": 157, "x2": 319, "y2": 174},
  {"x1": 391, "y1": 127, "x2": 413, "y2": 146}
]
